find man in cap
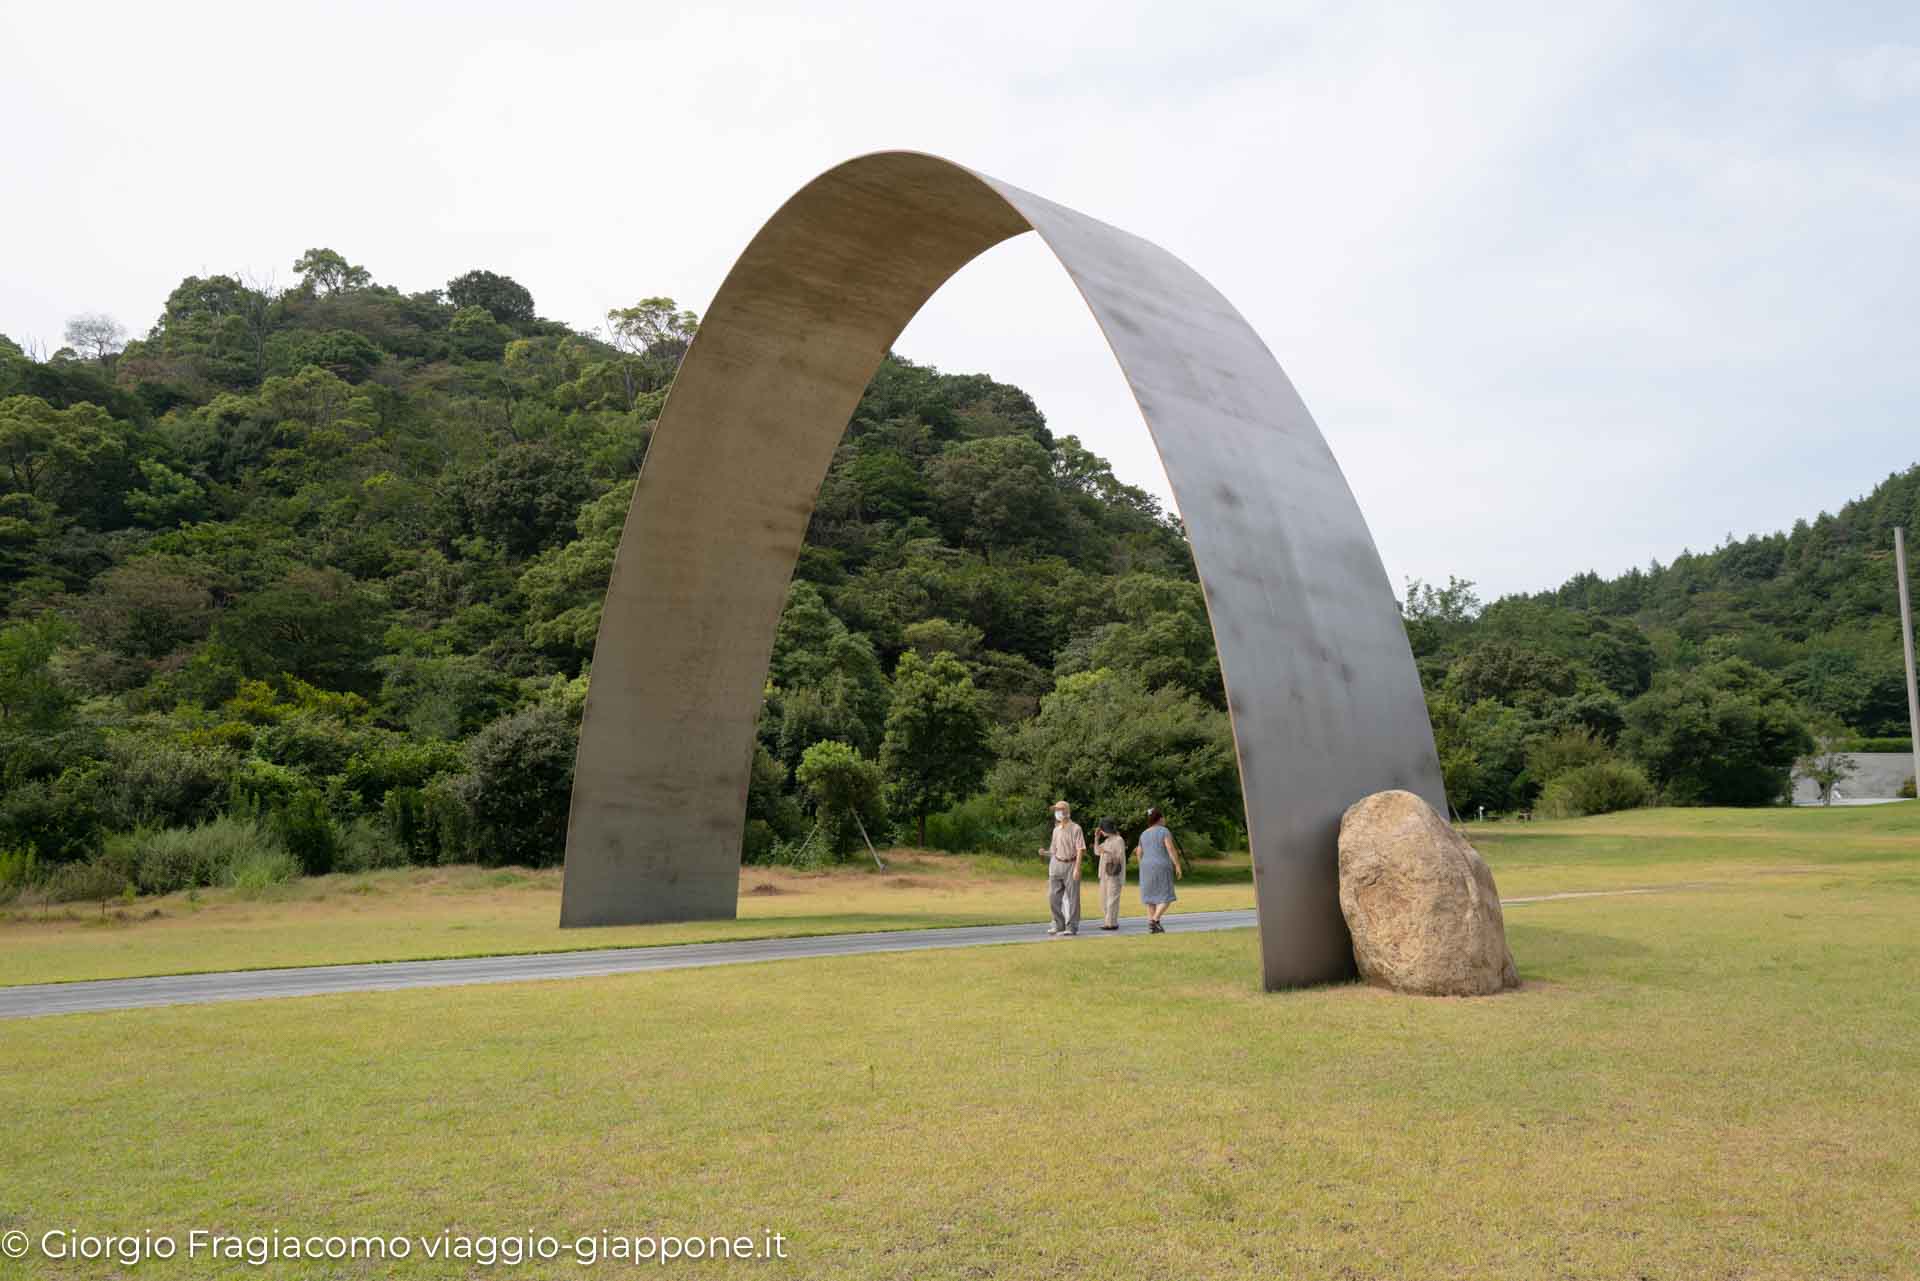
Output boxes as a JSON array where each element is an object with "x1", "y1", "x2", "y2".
[{"x1": 1040, "y1": 799, "x2": 1085, "y2": 936}]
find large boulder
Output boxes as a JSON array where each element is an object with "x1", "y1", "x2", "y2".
[{"x1": 1337, "y1": 790, "x2": 1519, "y2": 996}]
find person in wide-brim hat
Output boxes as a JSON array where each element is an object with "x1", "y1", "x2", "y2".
[{"x1": 1093, "y1": 816, "x2": 1126, "y2": 930}]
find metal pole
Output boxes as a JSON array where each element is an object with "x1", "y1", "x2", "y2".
[{"x1": 1895, "y1": 528, "x2": 1920, "y2": 800}]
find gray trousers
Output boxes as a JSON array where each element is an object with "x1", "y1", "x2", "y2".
[{"x1": 1048, "y1": 861, "x2": 1081, "y2": 932}]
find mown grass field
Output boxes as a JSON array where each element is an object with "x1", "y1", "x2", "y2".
[
  {"x1": 0, "y1": 805, "x2": 1915, "y2": 1278},
  {"x1": 0, "y1": 851, "x2": 1264, "y2": 987},
  {"x1": 2, "y1": 803, "x2": 1915, "y2": 986}
]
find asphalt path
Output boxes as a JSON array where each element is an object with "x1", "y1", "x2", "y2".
[
  {"x1": 0, "y1": 887, "x2": 1663, "y2": 1020},
  {"x1": 0, "y1": 909, "x2": 1260, "y2": 1020}
]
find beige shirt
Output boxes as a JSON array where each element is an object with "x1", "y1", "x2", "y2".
[
  {"x1": 1096, "y1": 834, "x2": 1125, "y2": 876},
  {"x1": 1048, "y1": 820, "x2": 1086, "y2": 865}
]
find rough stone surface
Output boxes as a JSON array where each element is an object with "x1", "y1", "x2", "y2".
[{"x1": 1337, "y1": 790, "x2": 1519, "y2": 996}]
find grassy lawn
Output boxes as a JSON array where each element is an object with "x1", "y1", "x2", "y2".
[
  {"x1": 2, "y1": 804, "x2": 1917, "y2": 986},
  {"x1": 1469, "y1": 800, "x2": 1920, "y2": 887},
  {"x1": 0, "y1": 852, "x2": 1258, "y2": 987},
  {"x1": 0, "y1": 806, "x2": 1914, "y2": 1278}
]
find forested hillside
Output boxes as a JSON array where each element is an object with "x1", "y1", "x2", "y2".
[
  {"x1": 3, "y1": 247, "x2": 1913, "y2": 904},
  {"x1": 0, "y1": 250, "x2": 1242, "y2": 901},
  {"x1": 1409, "y1": 466, "x2": 1920, "y2": 817}
]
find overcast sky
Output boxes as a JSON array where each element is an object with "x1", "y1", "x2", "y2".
[{"x1": 4, "y1": 1, "x2": 1916, "y2": 599}]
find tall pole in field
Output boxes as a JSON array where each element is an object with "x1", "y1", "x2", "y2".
[{"x1": 1895, "y1": 528, "x2": 1920, "y2": 800}]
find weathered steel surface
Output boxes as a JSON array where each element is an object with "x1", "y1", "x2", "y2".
[{"x1": 561, "y1": 151, "x2": 1444, "y2": 990}]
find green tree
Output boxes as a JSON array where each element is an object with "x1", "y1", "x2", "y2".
[
  {"x1": 1424, "y1": 689, "x2": 1538, "y2": 817},
  {"x1": 1066, "y1": 574, "x2": 1222, "y2": 707},
  {"x1": 1623, "y1": 659, "x2": 1812, "y2": 805},
  {"x1": 607, "y1": 297, "x2": 697, "y2": 356},
  {"x1": 0, "y1": 614, "x2": 75, "y2": 730},
  {"x1": 292, "y1": 248, "x2": 371, "y2": 295},
  {"x1": 124, "y1": 460, "x2": 206, "y2": 528},
  {"x1": 447, "y1": 269, "x2": 535, "y2": 325},
  {"x1": 262, "y1": 328, "x2": 384, "y2": 381},
  {"x1": 926, "y1": 434, "x2": 1069, "y2": 556},
  {"x1": 456, "y1": 443, "x2": 593, "y2": 558},
  {"x1": 448, "y1": 306, "x2": 512, "y2": 361},
  {"x1": 1522, "y1": 726, "x2": 1610, "y2": 787},
  {"x1": 1792, "y1": 720, "x2": 1858, "y2": 806},
  {"x1": 75, "y1": 556, "x2": 217, "y2": 663},
  {"x1": 0, "y1": 395, "x2": 127, "y2": 517},
  {"x1": 1441, "y1": 639, "x2": 1583, "y2": 713},
  {"x1": 452, "y1": 703, "x2": 578, "y2": 867},
  {"x1": 1536, "y1": 760, "x2": 1654, "y2": 819},
  {"x1": 518, "y1": 481, "x2": 630, "y2": 662},
  {"x1": 880, "y1": 651, "x2": 992, "y2": 845},
  {"x1": 215, "y1": 567, "x2": 388, "y2": 693},
  {"x1": 1401, "y1": 576, "x2": 1481, "y2": 658},
  {"x1": 765, "y1": 582, "x2": 890, "y2": 762},
  {"x1": 989, "y1": 669, "x2": 1242, "y2": 844},
  {"x1": 126, "y1": 273, "x2": 274, "y2": 390},
  {"x1": 795, "y1": 739, "x2": 885, "y2": 861}
]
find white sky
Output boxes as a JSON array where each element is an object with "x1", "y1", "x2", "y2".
[{"x1": 4, "y1": 1, "x2": 1917, "y2": 599}]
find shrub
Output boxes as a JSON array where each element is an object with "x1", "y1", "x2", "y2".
[
  {"x1": 1537, "y1": 760, "x2": 1655, "y2": 820},
  {"x1": 98, "y1": 733, "x2": 235, "y2": 830},
  {"x1": 1839, "y1": 736, "x2": 1916, "y2": 754},
  {"x1": 97, "y1": 827, "x2": 145, "y2": 885},
  {"x1": 227, "y1": 844, "x2": 300, "y2": 895},
  {"x1": 420, "y1": 774, "x2": 474, "y2": 865},
  {"x1": 0, "y1": 845, "x2": 37, "y2": 894},
  {"x1": 457, "y1": 703, "x2": 577, "y2": 867},
  {"x1": 923, "y1": 794, "x2": 1026, "y2": 855},
  {"x1": 742, "y1": 818, "x2": 777, "y2": 864},
  {"x1": 0, "y1": 768, "x2": 106, "y2": 864},
  {"x1": 45, "y1": 858, "x2": 130, "y2": 904},
  {"x1": 375, "y1": 654, "x2": 521, "y2": 742},
  {"x1": 253, "y1": 713, "x2": 362, "y2": 777},
  {"x1": 344, "y1": 738, "x2": 466, "y2": 811},
  {"x1": 335, "y1": 816, "x2": 406, "y2": 873},
  {"x1": 379, "y1": 786, "x2": 431, "y2": 863},
  {"x1": 129, "y1": 827, "x2": 206, "y2": 894},
  {"x1": 271, "y1": 788, "x2": 338, "y2": 876},
  {"x1": 1523, "y1": 727, "x2": 1610, "y2": 788},
  {"x1": 123, "y1": 816, "x2": 285, "y2": 894},
  {"x1": 1178, "y1": 827, "x2": 1220, "y2": 861},
  {"x1": 228, "y1": 758, "x2": 306, "y2": 815},
  {"x1": 743, "y1": 743, "x2": 804, "y2": 858}
]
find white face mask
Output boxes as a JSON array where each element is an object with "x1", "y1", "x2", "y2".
[{"x1": 1053, "y1": 810, "x2": 1067, "y2": 823}]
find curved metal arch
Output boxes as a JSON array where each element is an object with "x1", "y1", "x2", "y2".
[{"x1": 561, "y1": 151, "x2": 1443, "y2": 990}]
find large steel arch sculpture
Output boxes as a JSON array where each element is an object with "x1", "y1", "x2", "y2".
[{"x1": 562, "y1": 151, "x2": 1444, "y2": 990}]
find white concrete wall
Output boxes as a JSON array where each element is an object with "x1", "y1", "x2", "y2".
[{"x1": 1792, "y1": 751, "x2": 1916, "y2": 803}]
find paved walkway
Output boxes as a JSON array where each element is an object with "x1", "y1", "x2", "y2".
[
  {"x1": 0, "y1": 910, "x2": 1257, "y2": 1020},
  {"x1": 0, "y1": 888, "x2": 1669, "y2": 1020}
]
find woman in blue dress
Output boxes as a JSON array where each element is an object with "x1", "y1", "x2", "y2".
[{"x1": 1133, "y1": 806, "x2": 1185, "y2": 933}]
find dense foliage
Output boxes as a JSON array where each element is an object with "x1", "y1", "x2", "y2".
[
  {"x1": 0, "y1": 249, "x2": 1241, "y2": 898},
  {"x1": 1412, "y1": 466, "x2": 1920, "y2": 815},
  {"x1": 5, "y1": 245, "x2": 1912, "y2": 900}
]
